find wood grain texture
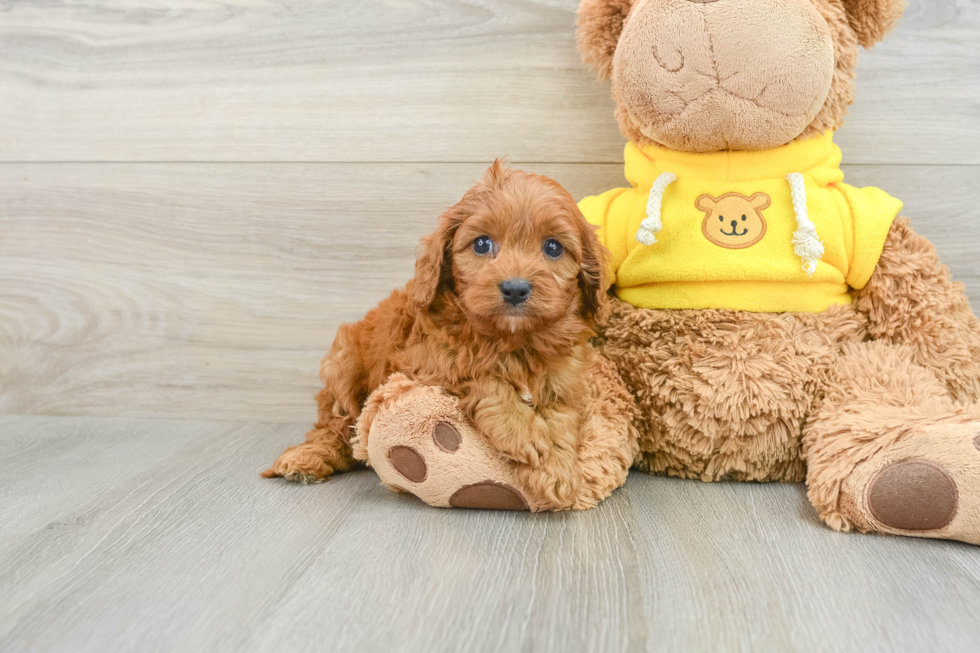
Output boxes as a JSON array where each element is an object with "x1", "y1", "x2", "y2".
[
  {"x1": 2, "y1": 415, "x2": 979, "y2": 653},
  {"x1": 0, "y1": 0, "x2": 977, "y2": 164},
  {"x1": 2, "y1": 162, "x2": 977, "y2": 422}
]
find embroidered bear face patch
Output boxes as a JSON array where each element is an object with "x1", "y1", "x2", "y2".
[{"x1": 696, "y1": 192, "x2": 771, "y2": 250}]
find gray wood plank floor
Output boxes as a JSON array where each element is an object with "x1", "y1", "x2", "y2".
[{"x1": 3, "y1": 415, "x2": 980, "y2": 653}]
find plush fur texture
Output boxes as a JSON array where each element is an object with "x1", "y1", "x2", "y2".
[{"x1": 264, "y1": 164, "x2": 637, "y2": 510}]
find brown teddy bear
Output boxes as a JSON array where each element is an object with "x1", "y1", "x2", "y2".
[{"x1": 577, "y1": 0, "x2": 980, "y2": 544}]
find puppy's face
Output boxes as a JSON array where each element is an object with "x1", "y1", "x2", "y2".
[{"x1": 413, "y1": 163, "x2": 606, "y2": 337}]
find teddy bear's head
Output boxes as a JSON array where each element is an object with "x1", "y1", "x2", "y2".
[{"x1": 577, "y1": 0, "x2": 906, "y2": 153}]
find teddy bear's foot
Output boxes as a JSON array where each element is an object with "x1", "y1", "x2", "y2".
[
  {"x1": 838, "y1": 421, "x2": 980, "y2": 545},
  {"x1": 352, "y1": 375, "x2": 543, "y2": 511}
]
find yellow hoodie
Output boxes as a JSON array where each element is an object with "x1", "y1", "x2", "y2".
[{"x1": 579, "y1": 132, "x2": 903, "y2": 313}]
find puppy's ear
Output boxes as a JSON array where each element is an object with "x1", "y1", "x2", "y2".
[
  {"x1": 575, "y1": 208, "x2": 611, "y2": 324},
  {"x1": 412, "y1": 205, "x2": 465, "y2": 312},
  {"x1": 577, "y1": 0, "x2": 634, "y2": 80},
  {"x1": 841, "y1": 0, "x2": 906, "y2": 48}
]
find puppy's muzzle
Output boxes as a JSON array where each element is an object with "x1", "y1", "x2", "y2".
[{"x1": 499, "y1": 278, "x2": 532, "y2": 306}]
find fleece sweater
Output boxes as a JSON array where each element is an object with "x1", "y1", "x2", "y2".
[{"x1": 579, "y1": 132, "x2": 903, "y2": 313}]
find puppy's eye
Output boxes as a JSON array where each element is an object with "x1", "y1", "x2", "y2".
[
  {"x1": 741, "y1": 215, "x2": 747, "y2": 221},
  {"x1": 473, "y1": 236, "x2": 493, "y2": 255},
  {"x1": 543, "y1": 239, "x2": 563, "y2": 259},
  {"x1": 719, "y1": 216, "x2": 724, "y2": 222}
]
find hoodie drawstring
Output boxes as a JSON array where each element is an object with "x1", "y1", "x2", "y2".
[
  {"x1": 635, "y1": 172, "x2": 677, "y2": 246},
  {"x1": 786, "y1": 172, "x2": 824, "y2": 276}
]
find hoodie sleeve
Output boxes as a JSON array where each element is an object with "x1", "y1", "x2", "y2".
[
  {"x1": 579, "y1": 188, "x2": 632, "y2": 290},
  {"x1": 835, "y1": 183, "x2": 904, "y2": 290}
]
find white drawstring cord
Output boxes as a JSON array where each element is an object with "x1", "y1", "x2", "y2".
[
  {"x1": 635, "y1": 172, "x2": 677, "y2": 246},
  {"x1": 786, "y1": 172, "x2": 824, "y2": 276}
]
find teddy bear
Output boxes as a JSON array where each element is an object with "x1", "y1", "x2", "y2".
[{"x1": 575, "y1": 0, "x2": 980, "y2": 544}]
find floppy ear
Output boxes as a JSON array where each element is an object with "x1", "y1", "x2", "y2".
[
  {"x1": 749, "y1": 193, "x2": 771, "y2": 211},
  {"x1": 411, "y1": 205, "x2": 465, "y2": 312},
  {"x1": 577, "y1": 0, "x2": 634, "y2": 80},
  {"x1": 841, "y1": 0, "x2": 907, "y2": 48},
  {"x1": 576, "y1": 210, "x2": 611, "y2": 324},
  {"x1": 695, "y1": 195, "x2": 718, "y2": 213}
]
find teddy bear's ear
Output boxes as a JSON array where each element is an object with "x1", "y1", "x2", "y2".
[
  {"x1": 576, "y1": 0, "x2": 634, "y2": 80},
  {"x1": 841, "y1": 0, "x2": 907, "y2": 48},
  {"x1": 695, "y1": 195, "x2": 717, "y2": 213},
  {"x1": 749, "y1": 193, "x2": 772, "y2": 211}
]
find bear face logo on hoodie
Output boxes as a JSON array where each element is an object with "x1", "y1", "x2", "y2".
[{"x1": 696, "y1": 192, "x2": 771, "y2": 250}]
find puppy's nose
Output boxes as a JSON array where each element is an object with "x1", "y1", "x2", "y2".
[
  {"x1": 731, "y1": 220, "x2": 739, "y2": 229},
  {"x1": 499, "y1": 278, "x2": 532, "y2": 305}
]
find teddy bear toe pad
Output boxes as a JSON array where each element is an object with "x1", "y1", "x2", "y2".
[
  {"x1": 388, "y1": 446, "x2": 428, "y2": 483},
  {"x1": 432, "y1": 422, "x2": 462, "y2": 452}
]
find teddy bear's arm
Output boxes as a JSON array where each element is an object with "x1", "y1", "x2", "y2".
[{"x1": 852, "y1": 217, "x2": 980, "y2": 404}]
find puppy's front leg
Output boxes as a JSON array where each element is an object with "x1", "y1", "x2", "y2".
[
  {"x1": 465, "y1": 379, "x2": 553, "y2": 467},
  {"x1": 465, "y1": 381, "x2": 582, "y2": 509},
  {"x1": 517, "y1": 402, "x2": 582, "y2": 510}
]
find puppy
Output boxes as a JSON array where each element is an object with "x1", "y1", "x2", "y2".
[{"x1": 263, "y1": 162, "x2": 611, "y2": 508}]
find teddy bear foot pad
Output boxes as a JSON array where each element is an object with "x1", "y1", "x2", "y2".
[{"x1": 840, "y1": 421, "x2": 980, "y2": 544}]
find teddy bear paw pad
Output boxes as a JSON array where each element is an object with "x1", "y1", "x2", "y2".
[
  {"x1": 867, "y1": 459, "x2": 958, "y2": 531},
  {"x1": 449, "y1": 481, "x2": 529, "y2": 511}
]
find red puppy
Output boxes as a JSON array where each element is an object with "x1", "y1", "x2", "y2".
[{"x1": 264, "y1": 162, "x2": 633, "y2": 509}]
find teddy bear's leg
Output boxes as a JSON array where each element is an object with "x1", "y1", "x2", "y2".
[
  {"x1": 804, "y1": 341, "x2": 980, "y2": 543},
  {"x1": 353, "y1": 371, "x2": 636, "y2": 512},
  {"x1": 804, "y1": 218, "x2": 980, "y2": 543}
]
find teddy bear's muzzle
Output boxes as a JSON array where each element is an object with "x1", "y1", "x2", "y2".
[{"x1": 612, "y1": 0, "x2": 836, "y2": 152}]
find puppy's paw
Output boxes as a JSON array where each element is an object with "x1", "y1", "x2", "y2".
[
  {"x1": 261, "y1": 445, "x2": 334, "y2": 482},
  {"x1": 359, "y1": 381, "x2": 542, "y2": 511},
  {"x1": 492, "y1": 416, "x2": 553, "y2": 468},
  {"x1": 282, "y1": 472, "x2": 325, "y2": 485}
]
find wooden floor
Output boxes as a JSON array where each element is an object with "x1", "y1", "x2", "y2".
[
  {"x1": 3, "y1": 415, "x2": 980, "y2": 653},
  {"x1": 2, "y1": 0, "x2": 980, "y2": 651}
]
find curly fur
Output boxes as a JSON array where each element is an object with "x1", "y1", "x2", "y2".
[{"x1": 264, "y1": 164, "x2": 631, "y2": 509}]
